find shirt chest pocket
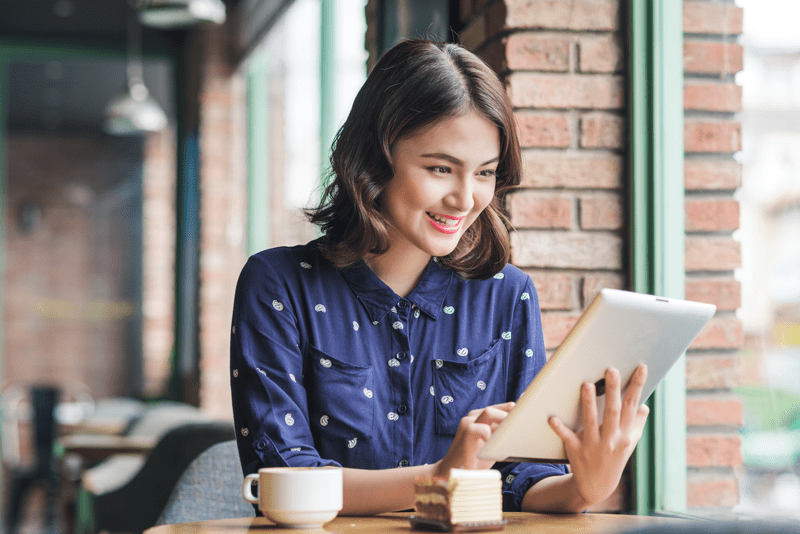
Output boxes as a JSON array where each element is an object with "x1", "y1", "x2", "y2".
[
  {"x1": 305, "y1": 344, "x2": 375, "y2": 440},
  {"x1": 433, "y1": 339, "x2": 507, "y2": 436}
]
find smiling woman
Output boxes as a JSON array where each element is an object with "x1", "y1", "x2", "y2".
[{"x1": 230, "y1": 39, "x2": 650, "y2": 517}]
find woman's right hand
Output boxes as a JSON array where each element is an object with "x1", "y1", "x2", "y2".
[{"x1": 435, "y1": 401, "x2": 515, "y2": 476}]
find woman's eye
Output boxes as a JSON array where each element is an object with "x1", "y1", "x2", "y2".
[
  {"x1": 478, "y1": 169, "x2": 497, "y2": 178},
  {"x1": 429, "y1": 166, "x2": 449, "y2": 174}
]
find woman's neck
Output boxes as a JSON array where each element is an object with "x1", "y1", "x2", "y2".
[{"x1": 364, "y1": 246, "x2": 431, "y2": 298}]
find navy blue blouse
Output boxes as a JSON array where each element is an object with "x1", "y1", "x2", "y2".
[{"x1": 230, "y1": 239, "x2": 567, "y2": 511}]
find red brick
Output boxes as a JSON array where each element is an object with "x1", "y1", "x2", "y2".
[
  {"x1": 685, "y1": 278, "x2": 741, "y2": 311},
  {"x1": 512, "y1": 230, "x2": 623, "y2": 269},
  {"x1": 687, "y1": 473, "x2": 738, "y2": 508},
  {"x1": 521, "y1": 152, "x2": 623, "y2": 189},
  {"x1": 542, "y1": 311, "x2": 582, "y2": 349},
  {"x1": 687, "y1": 435, "x2": 742, "y2": 468},
  {"x1": 690, "y1": 315, "x2": 744, "y2": 351},
  {"x1": 508, "y1": 190, "x2": 572, "y2": 229},
  {"x1": 683, "y1": 2, "x2": 743, "y2": 35},
  {"x1": 686, "y1": 353, "x2": 742, "y2": 390},
  {"x1": 684, "y1": 120, "x2": 741, "y2": 153},
  {"x1": 582, "y1": 273, "x2": 625, "y2": 307},
  {"x1": 580, "y1": 112, "x2": 624, "y2": 149},
  {"x1": 579, "y1": 193, "x2": 623, "y2": 230},
  {"x1": 685, "y1": 236, "x2": 741, "y2": 272},
  {"x1": 686, "y1": 395, "x2": 744, "y2": 427},
  {"x1": 684, "y1": 82, "x2": 742, "y2": 112},
  {"x1": 526, "y1": 271, "x2": 574, "y2": 310},
  {"x1": 684, "y1": 41, "x2": 744, "y2": 75},
  {"x1": 504, "y1": 0, "x2": 619, "y2": 31},
  {"x1": 506, "y1": 33, "x2": 571, "y2": 71},
  {"x1": 515, "y1": 112, "x2": 571, "y2": 148},
  {"x1": 684, "y1": 160, "x2": 742, "y2": 191},
  {"x1": 578, "y1": 35, "x2": 624, "y2": 73},
  {"x1": 685, "y1": 198, "x2": 740, "y2": 232},
  {"x1": 508, "y1": 73, "x2": 625, "y2": 109}
]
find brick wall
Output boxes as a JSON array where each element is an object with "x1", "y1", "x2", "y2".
[
  {"x1": 456, "y1": 0, "x2": 627, "y2": 511},
  {"x1": 3, "y1": 135, "x2": 145, "y2": 399},
  {"x1": 142, "y1": 129, "x2": 176, "y2": 398},
  {"x1": 683, "y1": 0, "x2": 744, "y2": 511},
  {"x1": 196, "y1": 22, "x2": 248, "y2": 418},
  {"x1": 361, "y1": 0, "x2": 744, "y2": 513}
]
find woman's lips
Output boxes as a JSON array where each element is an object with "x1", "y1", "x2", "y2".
[{"x1": 427, "y1": 212, "x2": 463, "y2": 234}]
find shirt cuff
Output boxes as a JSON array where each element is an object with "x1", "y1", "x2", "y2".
[{"x1": 498, "y1": 462, "x2": 569, "y2": 512}]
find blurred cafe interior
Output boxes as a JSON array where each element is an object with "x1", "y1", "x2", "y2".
[{"x1": 1, "y1": 0, "x2": 800, "y2": 532}]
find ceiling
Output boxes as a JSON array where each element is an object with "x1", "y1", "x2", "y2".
[{"x1": 0, "y1": 0, "x2": 225, "y2": 133}]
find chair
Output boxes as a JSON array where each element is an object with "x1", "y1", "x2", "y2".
[
  {"x1": 155, "y1": 440, "x2": 255, "y2": 525},
  {"x1": 77, "y1": 420, "x2": 235, "y2": 534},
  {"x1": 4, "y1": 386, "x2": 60, "y2": 534}
]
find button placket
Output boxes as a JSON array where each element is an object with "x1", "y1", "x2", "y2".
[{"x1": 389, "y1": 299, "x2": 414, "y2": 466}]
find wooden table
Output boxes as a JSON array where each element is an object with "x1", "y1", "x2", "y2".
[
  {"x1": 58, "y1": 434, "x2": 156, "y2": 461},
  {"x1": 145, "y1": 512, "x2": 690, "y2": 534}
]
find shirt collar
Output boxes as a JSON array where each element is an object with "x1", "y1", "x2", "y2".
[{"x1": 339, "y1": 258, "x2": 454, "y2": 323}]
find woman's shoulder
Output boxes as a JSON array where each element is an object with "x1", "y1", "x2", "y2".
[
  {"x1": 246, "y1": 239, "x2": 329, "y2": 271},
  {"x1": 238, "y1": 239, "x2": 334, "y2": 289}
]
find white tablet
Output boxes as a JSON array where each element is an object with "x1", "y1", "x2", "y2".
[{"x1": 479, "y1": 288, "x2": 716, "y2": 463}]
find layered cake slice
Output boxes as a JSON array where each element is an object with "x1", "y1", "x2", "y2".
[{"x1": 412, "y1": 469, "x2": 504, "y2": 531}]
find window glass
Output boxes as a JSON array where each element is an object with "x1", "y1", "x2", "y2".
[
  {"x1": 734, "y1": 0, "x2": 800, "y2": 519},
  {"x1": 247, "y1": 0, "x2": 367, "y2": 248}
]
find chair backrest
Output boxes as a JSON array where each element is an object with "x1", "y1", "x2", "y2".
[
  {"x1": 156, "y1": 440, "x2": 255, "y2": 525},
  {"x1": 90, "y1": 421, "x2": 238, "y2": 533}
]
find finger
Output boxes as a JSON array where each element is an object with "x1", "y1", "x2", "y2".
[
  {"x1": 487, "y1": 401, "x2": 516, "y2": 413},
  {"x1": 467, "y1": 421, "x2": 493, "y2": 443},
  {"x1": 620, "y1": 365, "x2": 648, "y2": 429},
  {"x1": 474, "y1": 406, "x2": 511, "y2": 427},
  {"x1": 627, "y1": 404, "x2": 651, "y2": 448},
  {"x1": 580, "y1": 381, "x2": 600, "y2": 444},
  {"x1": 601, "y1": 367, "x2": 622, "y2": 439},
  {"x1": 549, "y1": 416, "x2": 581, "y2": 453}
]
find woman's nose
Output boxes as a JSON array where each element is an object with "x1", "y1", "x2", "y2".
[{"x1": 447, "y1": 175, "x2": 474, "y2": 212}]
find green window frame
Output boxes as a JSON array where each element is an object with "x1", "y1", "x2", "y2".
[
  {"x1": 628, "y1": 0, "x2": 686, "y2": 514},
  {"x1": 245, "y1": 0, "x2": 337, "y2": 252}
]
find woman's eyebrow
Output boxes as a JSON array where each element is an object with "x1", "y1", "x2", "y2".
[{"x1": 420, "y1": 153, "x2": 499, "y2": 166}]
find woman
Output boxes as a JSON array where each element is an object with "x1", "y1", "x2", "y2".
[{"x1": 230, "y1": 39, "x2": 649, "y2": 515}]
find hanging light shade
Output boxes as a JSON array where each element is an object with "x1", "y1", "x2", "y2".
[
  {"x1": 137, "y1": 0, "x2": 226, "y2": 28},
  {"x1": 104, "y1": 81, "x2": 168, "y2": 135},
  {"x1": 104, "y1": 1, "x2": 169, "y2": 135}
]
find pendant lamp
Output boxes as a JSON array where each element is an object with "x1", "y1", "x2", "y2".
[
  {"x1": 137, "y1": 0, "x2": 226, "y2": 28},
  {"x1": 104, "y1": 2, "x2": 168, "y2": 135}
]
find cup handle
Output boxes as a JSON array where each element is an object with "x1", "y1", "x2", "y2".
[{"x1": 242, "y1": 473, "x2": 260, "y2": 504}]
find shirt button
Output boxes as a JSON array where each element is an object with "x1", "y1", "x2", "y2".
[
  {"x1": 256, "y1": 442, "x2": 266, "y2": 451},
  {"x1": 396, "y1": 351, "x2": 406, "y2": 360},
  {"x1": 397, "y1": 404, "x2": 408, "y2": 414},
  {"x1": 398, "y1": 459, "x2": 409, "y2": 467},
  {"x1": 397, "y1": 300, "x2": 407, "y2": 308}
]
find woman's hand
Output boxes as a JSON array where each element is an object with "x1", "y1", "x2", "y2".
[
  {"x1": 435, "y1": 401, "x2": 516, "y2": 476},
  {"x1": 548, "y1": 365, "x2": 650, "y2": 508}
]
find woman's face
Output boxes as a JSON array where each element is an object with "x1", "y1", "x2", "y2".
[{"x1": 382, "y1": 109, "x2": 500, "y2": 260}]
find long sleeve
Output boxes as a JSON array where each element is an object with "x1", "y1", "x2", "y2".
[
  {"x1": 230, "y1": 254, "x2": 340, "y2": 476},
  {"x1": 495, "y1": 276, "x2": 568, "y2": 511}
]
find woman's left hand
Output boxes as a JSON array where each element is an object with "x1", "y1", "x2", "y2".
[{"x1": 548, "y1": 365, "x2": 650, "y2": 507}]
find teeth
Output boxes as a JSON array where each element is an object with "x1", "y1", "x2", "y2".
[{"x1": 429, "y1": 213, "x2": 457, "y2": 226}]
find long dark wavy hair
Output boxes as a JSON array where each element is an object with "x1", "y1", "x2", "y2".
[{"x1": 306, "y1": 39, "x2": 522, "y2": 279}]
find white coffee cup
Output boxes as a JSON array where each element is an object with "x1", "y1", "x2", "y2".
[{"x1": 242, "y1": 466, "x2": 343, "y2": 528}]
